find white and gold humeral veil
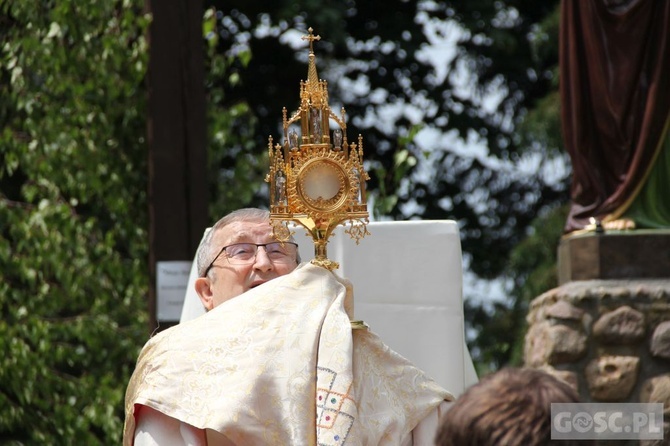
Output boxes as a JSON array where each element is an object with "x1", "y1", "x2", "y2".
[
  {"x1": 124, "y1": 28, "x2": 452, "y2": 446},
  {"x1": 124, "y1": 264, "x2": 452, "y2": 445}
]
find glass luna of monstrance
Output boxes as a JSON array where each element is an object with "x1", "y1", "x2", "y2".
[{"x1": 266, "y1": 27, "x2": 370, "y2": 271}]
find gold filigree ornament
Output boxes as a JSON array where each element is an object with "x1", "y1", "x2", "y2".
[{"x1": 266, "y1": 27, "x2": 370, "y2": 271}]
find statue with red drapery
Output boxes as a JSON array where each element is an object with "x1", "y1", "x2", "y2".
[{"x1": 560, "y1": 0, "x2": 670, "y2": 233}]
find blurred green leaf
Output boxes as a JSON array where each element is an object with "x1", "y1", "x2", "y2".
[{"x1": 1, "y1": 1, "x2": 150, "y2": 443}]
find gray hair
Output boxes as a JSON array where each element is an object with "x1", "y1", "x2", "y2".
[{"x1": 196, "y1": 208, "x2": 301, "y2": 277}]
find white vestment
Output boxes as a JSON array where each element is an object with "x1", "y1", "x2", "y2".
[{"x1": 124, "y1": 263, "x2": 453, "y2": 445}]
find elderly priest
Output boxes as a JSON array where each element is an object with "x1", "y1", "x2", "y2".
[{"x1": 123, "y1": 208, "x2": 453, "y2": 445}]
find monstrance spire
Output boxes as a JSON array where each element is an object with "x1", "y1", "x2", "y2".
[{"x1": 266, "y1": 27, "x2": 370, "y2": 271}]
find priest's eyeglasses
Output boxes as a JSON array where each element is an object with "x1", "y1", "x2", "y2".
[{"x1": 203, "y1": 242, "x2": 299, "y2": 275}]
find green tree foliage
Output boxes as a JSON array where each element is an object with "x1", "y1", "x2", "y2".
[
  {"x1": 466, "y1": 205, "x2": 569, "y2": 375},
  {"x1": 462, "y1": 3, "x2": 567, "y2": 372},
  {"x1": 0, "y1": 1, "x2": 150, "y2": 443},
  {"x1": 202, "y1": 8, "x2": 262, "y2": 217}
]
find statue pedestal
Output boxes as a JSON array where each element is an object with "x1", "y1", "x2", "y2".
[
  {"x1": 527, "y1": 230, "x2": 670, "y2": 443},
  {"x1": 524, "y1": 279, "x2": 670, "y2": 402},
  {"x1": 558, "y1": 230, "x2": 670, "y2": 285}
]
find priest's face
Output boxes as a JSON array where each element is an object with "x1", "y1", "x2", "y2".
[{"x1": 194, "y1": 220, "x2": 299, "y2": 310}]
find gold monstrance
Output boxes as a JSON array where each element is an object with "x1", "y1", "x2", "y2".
[{"x1": 266, "y1": 28, "x2": 370, "y2": 270}]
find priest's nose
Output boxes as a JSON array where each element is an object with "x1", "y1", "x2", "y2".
[{"x1": 253, "y1": 246, "x2": 274, "y2": 271}]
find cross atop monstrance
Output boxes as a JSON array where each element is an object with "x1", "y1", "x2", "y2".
[
  {"x1": 301, "y1": 27, "x2": 321, "y2": 53},
  {"x1": 266, "y1": 27, "x2": 370, "y2": 271}
]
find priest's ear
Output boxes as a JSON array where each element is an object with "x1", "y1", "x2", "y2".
[{"x1": 194, "y1": 277, "x2": 215, "y2": 311}]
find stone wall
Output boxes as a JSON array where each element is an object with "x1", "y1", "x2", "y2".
[{"x1": 524, "y1": 279, "x2": 670, "y2": 444}]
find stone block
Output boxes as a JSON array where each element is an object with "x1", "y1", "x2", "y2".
[
  {"x1": 545, "y1": 300, "x2": 584, "y2": 322},
  {"x1": 524, "y1": 321, "x2": 587, "y2": 367},
  {"x1": 558, "y1": 231, "x2": 670, "y2": 284},
  {"x1": 650, "y1": 320, "x2": 670, "y2": 359},
  {"x1": 640, "y1": 374, "x2": 670, "y2": 411},
  {"x1": 585, "y1": 355, "x2": 640, "y2": 401},
  {"x1": 593, "y1": 305, "x2": 645, "y2": 344}
]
